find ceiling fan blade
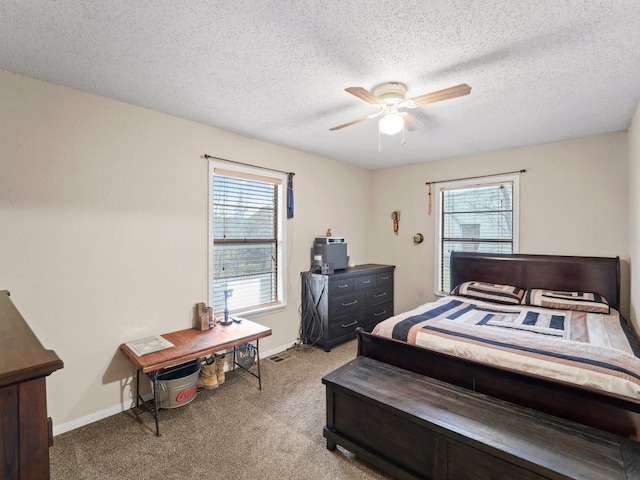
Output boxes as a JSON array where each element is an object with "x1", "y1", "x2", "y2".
[
  {"x1": 345, "y1": 86, "x2": 384, "y2": 105},
  {"x1": 409, "y1": 83, "x2": 472, "y2": 107},
  {"x1": 329, "y1": 110, "x2": 383, "y2": 131},
  {"x1": 329, "y1": 115, "x2": 371, "y2": 131},
  {"x1": 402, "y1": 113, "x2": 420, "y2": 132}
]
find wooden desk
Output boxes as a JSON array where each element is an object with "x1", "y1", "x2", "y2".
[{"x1": 120, "y1": 319, "x2": 271, "y2": 435}]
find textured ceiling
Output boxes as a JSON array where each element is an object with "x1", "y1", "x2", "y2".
[{"x1": 1, "y1": 1, "x2": 639, "y2": 170}]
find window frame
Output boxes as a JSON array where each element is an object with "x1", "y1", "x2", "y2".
[
  {"x1": 434, "y1": 174, "x2": 520, "y2": 296},
  {"x1": 208, "y1": 160, "x2": 287, "y2": 318}
]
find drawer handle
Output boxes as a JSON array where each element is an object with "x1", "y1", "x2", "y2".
[
  {"x1": 341, "y1": 320, "x2": 359, "y2": 328},
  {"x1": 381, "y1": 276, "x2": 390, "y2": 280},
  {"x1": 373, "y1": 292, "x2": 387, "y2": 298},
  {"x1": 360, "y1": 280, "x2": 371, "y2": 284},
  {"x1": 341, "y1": 300, "x2": 358, "y2": 307},
  {"x1": 337, "y1": 284, "x2": 349, "y2": 288},
  {"x1": 373, "y1": 310, "x2": 388, "y2": 317}
]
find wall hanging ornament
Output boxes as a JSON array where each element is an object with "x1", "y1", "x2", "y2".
[{"x1": 391, "y1": 211, "x2": 400, "y2": 235}]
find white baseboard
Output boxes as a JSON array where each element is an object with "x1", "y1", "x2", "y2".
[
  {"x1": 53, "y1": 340, "x2": 297, "y2": 436},
  {"x1": 53, "y1": 400, "x2": 133, "y2": 436}
]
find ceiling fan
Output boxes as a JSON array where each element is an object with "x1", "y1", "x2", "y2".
[{"x1": 330, "y1": 82, "x2": 472, "y2": 135}]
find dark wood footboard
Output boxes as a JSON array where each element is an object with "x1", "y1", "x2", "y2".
[{"x1": 357, "y1": 328, "x2": 640, "y2": 441}]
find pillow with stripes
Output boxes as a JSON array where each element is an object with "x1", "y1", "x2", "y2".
[
  {"x1": 521, "y1": 289, "x2": 610, "y2": 314},
  {"x1": 451, "y1": 281, "x2": 524, "y2": 305}
]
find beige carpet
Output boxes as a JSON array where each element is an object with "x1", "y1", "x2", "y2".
[{"x1": 50, "y1": 340, "x2": 391, "y2": 479}]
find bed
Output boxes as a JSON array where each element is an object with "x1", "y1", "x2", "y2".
[{"x1": 357, "y1": 251, "x2": 640, "y2": 441}]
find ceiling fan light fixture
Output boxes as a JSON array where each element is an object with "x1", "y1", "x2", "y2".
[{"x1": 379, "y1": 112, "x2": 404, "y2": 135}]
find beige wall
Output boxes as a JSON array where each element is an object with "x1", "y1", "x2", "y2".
[
  {"x1": 0, "y1": 70, "x2": 373, "y2": 432},
  {"x1": 629, "y1": 103, "x2": 640, "y2": 332},
  {"x1": 370, "y1": 133, "x2": 630, "y2": 317},
  {"x1": 1, "y1": 67, "x2": 634, "y2": 434}
]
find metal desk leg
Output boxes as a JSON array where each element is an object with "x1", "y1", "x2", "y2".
[
  {"x1": 135, "y1": 369, "x2": 161, "y2": 436},
  {"x1": 135, "y1": 368, "x2": 140, "y2": 407},
  {"x1": 256, "y1": 339, "x2": 262, "y2": 390},
  {"x1": 152, "y1": 371, "x2": 160, "y2": 436},
  {"x1": 232, "y1": 347, "x2": 236, "y2": 373}
]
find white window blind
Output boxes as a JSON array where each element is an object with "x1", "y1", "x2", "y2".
[
  {"x1": 436, "y1": 175, "x2": 519, "y2": 294},
  {"x1": 211, "y1": 167, "x2": 283, "y2": 315}
]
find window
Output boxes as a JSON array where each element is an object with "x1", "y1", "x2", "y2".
[
  {"x1": 209, "y1": 162, "x2": 286, "y2": 316},
  {"x1": 435, "y1": 174, "x2": 519, "y2": 294}
]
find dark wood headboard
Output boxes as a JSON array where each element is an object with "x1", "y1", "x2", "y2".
[{"x1": 450, "y1": 252, "x2": 621, "y2": 311}]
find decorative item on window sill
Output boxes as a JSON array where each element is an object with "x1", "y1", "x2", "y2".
[
  {"x1": 413, "y1": 233, "x2": 424, "y2": 244},
  {"x1": 391, "y1": 211, "x2": 400, "y2": 235},
  {"x1": 220, "y1": 289, "x2": 234, "y2": 325},
  {"x1": 196, "y1": 302, "x2": 214, "y2": 330}
]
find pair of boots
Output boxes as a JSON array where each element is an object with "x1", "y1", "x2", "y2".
[{"x1": 197, "y1": 354, "x2": 225, "y2": 390}]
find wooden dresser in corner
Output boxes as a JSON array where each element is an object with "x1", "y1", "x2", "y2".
[
  {"x1": 0, "y1": 290, "x2": 64, "y2": 480},
  {"x1": 300, "y1": 264, "x2": 395, "y2": 351}
]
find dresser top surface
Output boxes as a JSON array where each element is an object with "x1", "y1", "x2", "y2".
[
  {"x1": 306, "y1": 263, "x2": 395, "y2": 277},
  {"x1": 0, "y1": 291, "x2": 63, "y2": 385}
]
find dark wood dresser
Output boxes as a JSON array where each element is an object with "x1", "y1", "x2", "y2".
[
  {"x1": 0, "y1": 290, "x2": 63, "y2": 480},
  {"x1": 301, "y1": 264, "x2": 394, "y2": 351}
]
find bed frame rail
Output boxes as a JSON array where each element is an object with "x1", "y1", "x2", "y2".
[{"x1": 357, "y1": 328, "x2": 640, "y2": 440}]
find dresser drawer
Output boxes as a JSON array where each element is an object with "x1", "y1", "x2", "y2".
[
  {"x1": 365, "y1": 285, "x2": 393, "y2": 307},
  {"x1": 362, "y1": 301, "x2": 393, "y2": 329},
  {"x1": 329, "y1": 313, "x2": 364, "y2": 338},
  {"x1": 329, "y1": 277, "x2": 353, "y2": 295},
  {"x1": 353, "y1": 274, "x2": 376, "y2": 290},
  {"x1": 377, "y1": 271, "x2": 393, "y2": 285},
  {"x1": 329, "y1": 291, "x2": 366, "y2": 317}
]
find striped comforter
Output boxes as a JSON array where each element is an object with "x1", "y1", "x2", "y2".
[{"x1": 372, "y1": 295, "x2": 640, "y2": 401}]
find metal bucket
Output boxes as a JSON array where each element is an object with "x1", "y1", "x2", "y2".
[{"x1": 151, "y1": 360, "x2": 201, "y2": 409}]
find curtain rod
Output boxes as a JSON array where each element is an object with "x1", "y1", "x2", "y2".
[
  {"x1": 203, "y1": 154, "x2": 295, "y2": 176},
  {"x1": 425, "y1": 169, "x2": 526, "y2": 185},
  {"x1": 425, "y1": 168, "x2": 525, "y2": 215}
]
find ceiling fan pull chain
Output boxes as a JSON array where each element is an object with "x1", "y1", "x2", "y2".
[{"x1": 378, "y1": 128, "x2": 382, "y2": 152}]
